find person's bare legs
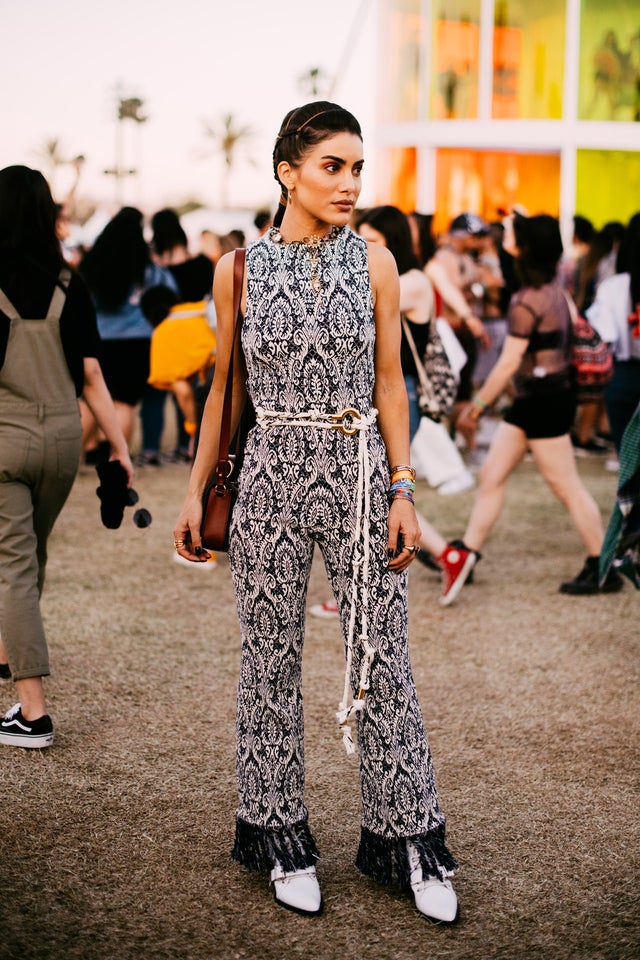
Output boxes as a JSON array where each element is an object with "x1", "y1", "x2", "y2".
[
  {"x1": 528, "y1": 434, "x2": 604, "y2": 554},
  {"x1": 114, "y1": 401, "x2": 136, "y2": 446},
  {"x1": 463, "y1": 422, "x2": 529, "y2": 552},
  {"x1": 0, "y1": 631, "x2": 47, "y2": 719},
  {"x1": 14, "y1": 677, "x2": 47, "y2": 720},
  {"x1": 82, "y1": 398, "x2": 135, "y2": 454},
  {"x1": 416, "y1": 514, "x2": 447, "y2": 557}
]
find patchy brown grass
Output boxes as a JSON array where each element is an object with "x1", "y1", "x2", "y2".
[{"x1": 1, "y1": 454, "x2": 638, "y2": 960}]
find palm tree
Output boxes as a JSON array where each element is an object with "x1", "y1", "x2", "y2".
[
  {"x1": 297, "y1": 66, "x2": 329, "y2": 99},
  {"x1": 202, "y1": 113, "x2": 254, "y2": 208},
  {"x1": 104, "y1": 90, "x2": 148, "y2": 205},
  {"x1": 34, "y1": 137, "x2": 67, "y2": 189}
]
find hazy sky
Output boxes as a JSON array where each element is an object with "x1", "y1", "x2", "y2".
[{"x1": 2, "y1": 0, "x2": 377, "y2": 217}]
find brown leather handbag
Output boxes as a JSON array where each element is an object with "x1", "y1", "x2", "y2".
[{"x1": 201, "y1": 248, "x2": 247, "y2": 551}]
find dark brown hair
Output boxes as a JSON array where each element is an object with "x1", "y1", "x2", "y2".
[
  {"x1": 272, "y1": 101, "x2": 362, "y2": 227},
  {"x1": 0, "y1": 165, "x2": 64, "y2": 274},
  {"x1": 513, "y1": 213, "x2": 563, "y2": 288}
]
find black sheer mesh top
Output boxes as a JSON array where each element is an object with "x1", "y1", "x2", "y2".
[{"x1": 508, "y1": 282, "x2": 572, "y2": 395}]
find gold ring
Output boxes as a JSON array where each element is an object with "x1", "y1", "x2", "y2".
[
  {"x1": 404, "y1": 545, "x2": 418, "y2": 554},
  {"x1": 173, "y1": 539, "x2": 186, "y2": 549}
]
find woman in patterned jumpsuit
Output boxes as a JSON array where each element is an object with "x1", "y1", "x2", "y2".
[{"x1": 173, "y1": 102, "x2": 458, "y2": 922}]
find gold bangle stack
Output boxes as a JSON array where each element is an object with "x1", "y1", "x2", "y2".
[{"x1": 390, "y1": 464, "x2": 416, "y2": 482}]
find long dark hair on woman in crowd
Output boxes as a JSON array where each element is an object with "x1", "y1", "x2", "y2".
[
  {"x1": 408, "y1": 211, "x2": 436, "y2": 267},
  {"x1": 358, "y1": 205, "x2": 419, "y2": 276},
  {"x1": 271, "y1": 101, "x2": 362, "y2": 229},
  {"x1": 512, "y1": 213, "x2": 563, "y2": 288},
  {"x1": 0, "y1": 166, "x2": 64, "y2": 300},
  {"x1": 616, "y1": 211, "x2": 640, "y2": 307},
  {"x1": 79, "y1": 206, "x2": 149, "y2": 311},
  {"x1": 151, "y1": 208, "x2": 187, "y2": 258},
  {"x1": 575, "y1": 220, "x2": 625, "y2": 311}
]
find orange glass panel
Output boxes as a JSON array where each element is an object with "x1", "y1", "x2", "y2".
[
  {"x1": 493, "y1": 26, "x2": 522, "y2": 118},
  {"x1": 492, "y1": 0, "x2": 565, "y2": 119},
  {"x1": 381, "y1": 0, "x2": 422, "y2": 122},
  {"x1": 433, "y1": 149, "x2": 561, "y2": 235},
  {"x1": 387, "y1": 147, "x2": 418, "y2": 213},
  {"x1": 430, "y1": 17, "x2": 480, "y2": 118}
]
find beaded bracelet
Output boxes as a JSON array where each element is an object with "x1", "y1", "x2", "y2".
[
  {"x1": 389, "y1": 490, "x2": 415, "y2": 505},
  {"x1": 391, "y1": 473, "x2": 415, "y2": 483},
  {"x1": 389, "y1": 479, "x2": 415, "y2": 495}
]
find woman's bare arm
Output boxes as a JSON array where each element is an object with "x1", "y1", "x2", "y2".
[
  {"x1": 173, "y1": 251, "x2": 247, "y2": 557},
  {"x1": 369, "y1": 242, "x2": 420, "y2": 571}
]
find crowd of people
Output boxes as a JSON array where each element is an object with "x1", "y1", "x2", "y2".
[{"x1": 1, "y1": 99, "x2": 637, "y2": 925}]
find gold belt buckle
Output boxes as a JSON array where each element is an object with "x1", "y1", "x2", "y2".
[{"x1": 330, "y1": 408, "x2": 361, "y2": 436}]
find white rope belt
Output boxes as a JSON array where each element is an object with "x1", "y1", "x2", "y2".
[{"x1": 255, "y1": 405, "x2": 378, "y2": 755}]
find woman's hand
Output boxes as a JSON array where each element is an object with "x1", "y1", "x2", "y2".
[
  {"x1": 387, "y1": 498, "x2": 421, "y2": 573},
  {"x1": 112, "y1": 450, "x2": 134, "y2": 487},
  {"x1": 456, "y1": 404, "x2": 479, "y2": 449},
  {"x1": 173, "y1": 493, "x2": 212, "y2": 564}
]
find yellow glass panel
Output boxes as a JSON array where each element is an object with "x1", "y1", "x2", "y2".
[
  {"x1": 578, "y1": 0, "x2": 640, "y2": 121},
  {"x1": 380, "y1": 0, "x2": 423, "y2": 123},
  {"x1": 430, "y1": 0, "x2": 481, "y2": 119},
  {"x1": 433, "y1": 149, "x2": 561, "y2": 235},
  {"x1": 492, "y1": 0, "x2": 565, "y2": 119},
  {"x1": 387, "y1": 147, "x2": 418, "y2": 213},
  {"x1": 576, "y1": 151, "x2": 640, "y2": 227}
]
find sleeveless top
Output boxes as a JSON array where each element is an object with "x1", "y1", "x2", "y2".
[
  {"x1": 242, "y1": 226, "x2": 375, "y2": 416},
  {"x1": 508, "y1": 282, "x2": 573, "y2": 397}
]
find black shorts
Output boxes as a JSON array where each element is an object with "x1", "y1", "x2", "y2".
[
  {"x1": 502, "y1": 388, "x2": 576, "y2": 440},
  {"x1": 99, "y1": 338, "x2": 151, "y2": 406}
]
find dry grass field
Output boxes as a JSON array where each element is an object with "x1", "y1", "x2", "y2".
[{"x1": 0, "y1": 451, "x2": 638, "y2": 960}]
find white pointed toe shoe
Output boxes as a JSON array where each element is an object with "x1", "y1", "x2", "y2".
[
  {"x1": 407, "y1": 842, "x2": 458, "y2": 924},
  {"x1": 270, "y1": 864, "x2": 322, "y2": 916}
]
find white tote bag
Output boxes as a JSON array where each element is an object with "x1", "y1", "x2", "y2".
[{"x1": 411, "y1": 415, "x2": 470, "y2": 489}]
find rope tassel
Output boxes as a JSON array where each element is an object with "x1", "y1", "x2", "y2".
[{"x1": 255, "y1": 405, "x2": 379, "y2": 757}]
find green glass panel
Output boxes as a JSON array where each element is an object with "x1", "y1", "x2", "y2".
[
  {"x1": 492, "y1": 0, "x2": 565, "y2": 118},
  {"x1": 578, "y1": 0, "x2": 640, "y2": 121},
  {"x1": 576, "y1": 150, "x2": 640, "y2": 227}
]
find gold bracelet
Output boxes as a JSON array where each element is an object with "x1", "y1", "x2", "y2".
[{"x1": 390, "y1": 464, "x2": 416, "y2": 481}]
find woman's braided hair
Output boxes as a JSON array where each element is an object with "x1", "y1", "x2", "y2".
[{"x1": 272, "y1": 101, "x2": 362, "y2": 228}]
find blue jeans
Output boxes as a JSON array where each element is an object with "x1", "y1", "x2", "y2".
[
  {"x1": 140, "y1": 384, "x2": 166, "y2": 454},
  {"x1": 404, "y1": 374, "x2": 421, "y2": 442},
  {"x1": 605, "y1": 360, "x2": 640, "y2": 452}
]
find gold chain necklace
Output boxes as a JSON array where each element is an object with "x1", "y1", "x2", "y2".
[{"x1": 269, "y1": 226, "x2": 341, "y2": 296}]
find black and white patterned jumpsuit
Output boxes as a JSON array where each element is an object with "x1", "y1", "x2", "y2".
[{"x1": 229, "y1": 226, "x2": 457, "y2": 887}]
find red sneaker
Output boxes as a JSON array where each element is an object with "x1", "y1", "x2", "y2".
[
  {"x1": 439, "y1": 544, "x2": 476, "y2": 606},
  {"x1": 309, "y1": 598, "x2": 339, "y2": 619}
]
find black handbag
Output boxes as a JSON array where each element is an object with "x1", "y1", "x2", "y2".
[
  {"x1": 201, "y1": 248, "x2": 248, "y2": 551},
  {"x1": 402, "y1": 317, "x2": 456, "y2": 422}
]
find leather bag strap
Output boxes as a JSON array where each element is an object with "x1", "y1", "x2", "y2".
[
  {"x1": 217, "y1": 248, "x2": 246, "y2": 471},
  {"x1": 401, "y1": 317, "x2": 436, "y2": 405}
]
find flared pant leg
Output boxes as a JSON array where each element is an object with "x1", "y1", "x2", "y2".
[
  {"x1": 319, "y1": 469, "x2": 458, "y2": 886},
  {"x1": 229, "y1": 505, "x2": 321, "y2": 872}
]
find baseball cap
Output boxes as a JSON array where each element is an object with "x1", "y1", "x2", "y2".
[{"x1": 449, "y1": 213, "x2": 489, "y2": 237}]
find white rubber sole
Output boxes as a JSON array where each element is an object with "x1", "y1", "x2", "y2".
[{"x1": 439, "y1": 553, "x2": 477, "y2": 606}]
